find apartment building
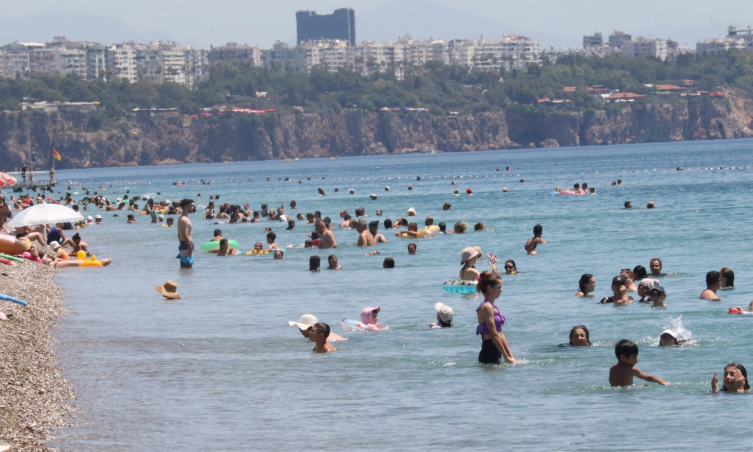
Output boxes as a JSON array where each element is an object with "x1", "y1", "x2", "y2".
[
  {"x1": 106, "y1": 43, "x2": 138, "y2": 82},
  {"x1": 622, "y1": 37, "x2": 668, "y2": 60},
  {"x1": 208, "y1": 42, "x2": 262, "y2": 66},
  {"x1": 583, "y1": 33, "x2": 603, "y2": 48},
  {"x1": 696, "y1": 36, "x2": 753, "y2": 53},
  {"x1": 0, "y1": 42, "x2": 43, "y2": 79},
  {"x1": 608, "y1": 31, "x2": 632, "y2": 49}
]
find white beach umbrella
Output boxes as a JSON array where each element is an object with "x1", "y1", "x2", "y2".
[{"x1": 7, "y1": 203, "x2": 83, "y2": 227}]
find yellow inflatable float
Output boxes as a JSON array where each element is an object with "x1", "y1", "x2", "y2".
[
  {"x1": 399, "y1": 225, "x2": 440, "y2": 239},
  {"x1": 79, "y1": 254, "x2": 103, "y2": 267}
]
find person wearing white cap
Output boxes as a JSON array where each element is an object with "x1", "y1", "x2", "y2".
[
  {"x1": 289, "y1": 314, "x2": 346, "y2": 341},
  {"x1": 87, "y1": 215, "x2": 93, "y2": 224},
  {"x1": 659, "y1": 329, "x2": 687, "y2": 346},
  {"x1": 94, "y1": 215, "x2": 102, "y2": 225},
  {"x1": 459, "y1": 247, "x2": 479, "y2": 281},
  {"x1": 431, "y1": 303, "x2": 454, "y2": 328}
]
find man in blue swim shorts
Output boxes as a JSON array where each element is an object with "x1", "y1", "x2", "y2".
[{"x1": 178, "y1": 199, "x2": 194, "y2": 268}]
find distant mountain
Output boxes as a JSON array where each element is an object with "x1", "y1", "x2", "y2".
[
  {"x1": 0, "y1": 11, "x2": 182, "y2": 46},
  {"x1": 356, "y1": 0, "x2": 580, "y2": 49}
]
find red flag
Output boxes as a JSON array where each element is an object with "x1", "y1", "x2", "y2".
[{"x1": 53, "y1": 150, "x2": 62, "y2": 161}]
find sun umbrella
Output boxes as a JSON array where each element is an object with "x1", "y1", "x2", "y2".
[
  {"x1": 0, "y1": 173, "x2": 16, "y2": 189},
  {"x1": 7, "y1": 203, "x2": 83, "y2": 227}
]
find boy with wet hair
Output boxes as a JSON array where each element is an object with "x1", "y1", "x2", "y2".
[
  {"x1": 310, "y1": 323, "x2": 336, "y2": 353},
  {"x1": 266, "y1": 232, "x2": 278, "y2": 251},
  {"x1": 700, "y1": 271, "x2": 722, "y2": 300},
  {"x1": 609, "y1": 340, "x2": 668, "y2": 387}
]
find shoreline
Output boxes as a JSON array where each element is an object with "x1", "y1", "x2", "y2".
[{"x1": 0, "y1": 262, "x2": 73, "y2": 451}]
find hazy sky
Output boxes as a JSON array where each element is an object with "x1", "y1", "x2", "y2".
[{"x1": 2, "y1": 0, "x2": 752, "y2": 49}]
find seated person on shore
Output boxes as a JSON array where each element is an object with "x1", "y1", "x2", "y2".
[
  {"x1": 309, "y1": 323, "x2": 336, "y2": 353},
  {"x1": 383, "y1": 257, "x2": 395, "y2": 268},
  {"x1": 14, "y1": 226, "x2": 47, "y2": 248},
  {"x1": 599, "y1": 276, "x2": 634, "y2": 304},
  {"x1": 216, "y1": 239, "x2": 237, "y2": 256},
  {"x1": 720, "y1": 267, "x2": 735, "y2": 290},
  {"x1": 62, "y1": 233, "x2": 90, "y2": 256},
  {"x1": 609, "y1": 340, "x2": 668, "y2": 387},
  {"x1": 659, "y1": 330, "x2": 687, "y2": 346},
  {"x1": 369, "y1": 221, "x2": 388, "y2": 243},
  {"x1": 316, "y1": 220, "x2": 337, "y2": 249},
  {"x1": 273, "y1": 250, "x2": 284, "y2": 259},
  {"x1": 47, "y1": 223, "x2": 66, "y2": 245},
  {"x1": 266, "y1": 232, "x2": 279, "y2": 251},
  {"x1": 326, "y1": 255, "x2": 342, "y2": 270},
  {"x1": 46, "y1": 241, "x2": 70, "y2": 265},
  {"x1": 408, "y1": 243, "x2": 417, "y2": 255},
  {"x1": 700, "y1": 271, "x2": 722, "y2": 300}
]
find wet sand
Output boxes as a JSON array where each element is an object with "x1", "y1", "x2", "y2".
[{"x1": 0, "y1": 262, "x2": 73, "y2": 451}]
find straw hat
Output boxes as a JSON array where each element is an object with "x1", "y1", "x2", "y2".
[
  {"x1": 289, "y1": 314, "x2": 318, "y2": 330},
  {"x1": 155, "y1": 280, "x2": 181, "y2": 299}
]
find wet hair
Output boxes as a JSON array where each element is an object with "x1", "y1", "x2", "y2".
[
  {"x1": 219, "y1": 238, "x2": 228, "y2": 246},
  {"x1": 311, "y1": 232, "x2": 320, "y2": 240},
  {"x1": 721, "y1": 363, "x2": 750, "y2": 391},
  {"x1": 505, "y1": 260, "x2": 517, "y2": 271},
  {"x1": 454, "y1": 221, "x2": 468, "y2": 233},
  {"x1": 578, "y1": 274, "x2": 593, "y2": 293},
  {"x1": 323, "y1": 216, "x2": 331, "y2": 226},
  {"x1": 328, "y1": 254, "x2": 337, "y2": 261},
  {"x1": 474, "y1": 223, "x2": 484, "y2": 231},
  {"x1": 214, "y1": 229, "x2": 222, "y2": 237},
  {"x1": 533, "y1": 224, "x2": 543, "y2": 235},
  {"x1": 287, "y1": 220, "x2": 295, "y2": 228},
  {"x1": 721, "y1": 267, "x2": 735, "y2": 287},
  {"x1": 274, "y1": 250, "x2": 283, "y2": 259},
  {"x1": 309, "y1": 255, "x2": 320, "y2": 271},
  {"x1": 383, "y1": 258, "x2": 395, "y2": 268},
  {"x1": 314, "y1": 211, "x2": 322, "y2": 219},
  {"x1": 179, "y1": 198, "x2": 193, "y2": 208},
  {"x1": 650, "y1": 258, "x2": 662, "y2": 270},
  {"x1": 408, "y1": 222, "x2": 418, "y2": 231},
  {"x1": 290, "y1": 200, "x2": 296, "y2": 208},
  {"x1": 477, "y1": 271, "x2": 502, "y2": 296},
  {"x1": 633, "y1": 265, "x2": 647, "y2": 280},
  {"x1": 384, "y1": 219, "x2": 393, "y2": 229},
  {"x1": 369, "y1": 221, "x2": 379, "y2": 229},
  {"x1": 267, "y1": 232, "x2": 276, "y2": 241},
  {"x1": 357, "y1": 219, "x2": 367, "y2": 229},
  {"x1": 706, "y1": 271, "x2": 720, "y2": 286},
  {"x1": 313, "y1": 322, "x2": 330, "y2": 340},
  {"x1": 614, "y1": 339, "x2": 638, "y2": 359},
  {"x1": 569, "y1": 325, "x2": 592, "y2": 345},
  {"x1": 573, "y1": 183, "x2": 580, "y2": 189},
  {"x1": 408, "y1": 243, "x2": 417, "y2": 250},
  {"x1": 438, "y1": 222, "x2": 446, "y2": 232}
]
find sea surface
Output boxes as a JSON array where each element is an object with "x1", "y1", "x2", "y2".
[{"x1": 44, "y1": 139, "x2": 753, "y2": 451}]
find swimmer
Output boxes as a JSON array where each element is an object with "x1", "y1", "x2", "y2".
[
  {"x1": 339, "y1": 214, "x2": 351, "y2": 227},
  {"x1": 216, "y1": 238, "x2": 238, "y2": 256},
  {"x1": 286, "y1": 220, "x2": 295, "y2": 230},
  {"x1": 649, "y1": 258, "x2": 669, "y2": 277},
  {"x1": 700, "y1": 271, "x2": 722, "y2": 300},
  {"x1": 459, "y1": 247, "x2": 480, "y2": 282},
  {"x1": 383, "y1": 219, "x2": 393, "y2": 230},
  {"x1": 212, "y1": 229, "x2": 223, "y2": 242},
  {"x1": 252, "y1": 242, "x2": 264, "y2": 252},
  {"x1": 407, "y1": 243, "x2": 417, "y2": 255},
  {"x1": 649, "y1": 286, "x2": 667, "y2": 307},
  {"x1": 599, "y1": 276, "x2": 634, "y2": 304},
  {"x1": 609, "y1": 340, "x2": 668, "y2": 387},
  {"x1": 720, "y1": 267, "x2": 735, "y2": 289},
  {"x1": 309, "y1": 323, "x2": 336, "y2": 353},
  {"x1": 637, "y1": 278, "x2": 660, "y2": 303},
  {"x1": 659, "y1": 330, "x2": 687, "y2": 346},
  {"x1": 368, "y1": 221, "x2": 388, "y2": 243},
  {"x1": 437, "y1": 222, "x2": 448, "y2": 234},
  {"x1": 575, "y1": 274, "x2": 595, "y2": 297},
  {"x1": 625, "y1": 201, "x2": 633, "y2": 209},
  {"x1": 504, "y1": 260, "x2": 517, "y2": 275},
  {"x1": 396, "y1": 222, "x2": 419, "y2": 238},
  {"x1": 316, "y1": 220, "x2": 337, "y2": 249},
  {"x1": 309, "y1": 255, "x2": 320, "y2": 272},
  {"x1": 425, "y1": 216, "x2": 434, "y2": 227},
  {"x1": 164, "y1": 217, "x2": 174, "y2": 227},
  {"x1": 296, "y1": 213, "x2": 305, "y2": 221},
  {"x1": 430, "y1": 303, "x2": 453, "y2": 328},
  {"x1": 453, "y1": 221, "x2": 468, "y2": 234},
  {"x1": 711, "y1": 363, "x2": 750, "y2": 393},
  {"x1": 383, "y1": 257, "x2": 394, "y2": 268},
  {"x1": 633, "y1": 265, "x2": 647, "y2": 281},
  {"x1": 178, "y1": 199, "x2": 194, "y2": 268},
  {"x1": 303, "y1": 240, "x2": 313, "y2": 248},
  {"x1": 326, "y1": 255, "x2": 342, "y2": 270},
  {"x1": 361, "y1": 307, "x2": 381, "y2": 326},
  {"x1": 94, "y1": 215, "x2": 102, "y2": 224},
  {"x1": 289, "y1": 314, "x2": 346, "y2": 341},
  {"x1": 406, "y1": 207, "x2": 416, "y2": 217},
  {"x1": 290, "y1": 200, "x2": 297, "y2": 210},
  {"x1": 376, "y1": 209, "x2": 382, "y2": 216},
  {"x1": 273, "y1": 250, "x2": 283, "y2": 259},
  {"x1": 266, "y1": 232, "x2": 279, "y2": 251},
  {"x1": 569, "y1": 325, "x2": 592, "y2": 346},
  {"x1": 530, "y1": 224, "x2": 546, "y2": 244},
  {"x1": 524, "y1": 239, "x2": 537, "y2": 255},
  {"x1": 646, "y1": 201, "x2": 655, "y2": 209},
  {"x1": 476, "y1": 271, "x2": 517, "y2": 363},
  {"x1": 443, "y1": 203, "x2": 451, "y2": 211},
  {"x1": 620, "y1": 269, "x2": 638, "y2": 292}
]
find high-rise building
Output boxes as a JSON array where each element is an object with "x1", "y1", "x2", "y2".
[
  {"x1": 583, "y1": 33, "x2": 603, "y2": 48},
  {"x1": 296, "y1": 8, "x2": 355, "y2": 46},
  {"x1": 608, "y1": 31, "x2": 632, "y2": 49}
]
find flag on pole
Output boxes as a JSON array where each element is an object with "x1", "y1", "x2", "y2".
[{"x1": 53, "y1": 150, "x2": 62, "y2": 161}]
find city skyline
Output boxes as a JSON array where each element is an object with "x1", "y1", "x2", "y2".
[{"x1": 1, "y1": 0, "x2": 751, "y2": 51}]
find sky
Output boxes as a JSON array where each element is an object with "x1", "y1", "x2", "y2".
[{"x1": 1, "y1": 0, "x2": 752, "y2": 50}]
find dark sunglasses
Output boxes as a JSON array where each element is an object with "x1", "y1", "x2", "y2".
[{"x1": 504, "y1": 265, "x2": 514, "y2": 269}]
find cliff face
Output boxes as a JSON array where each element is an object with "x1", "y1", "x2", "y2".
[{"x1": 1, "y1": 89, "x2": 752, "y2": 170}]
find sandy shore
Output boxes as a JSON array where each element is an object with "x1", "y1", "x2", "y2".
[{"x1": 0, "y1": 261, "x2": 73, "y2": 451}]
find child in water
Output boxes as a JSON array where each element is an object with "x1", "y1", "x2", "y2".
[
  {"x1": 430, "y1": 303, "x2": 453, "y2": 328},
  {"x1": 361, "y1": 307, "x2": 381, "y2": 326},
  {"x1": 609, "y1": 340, "x2": 668, "y2": 387}
]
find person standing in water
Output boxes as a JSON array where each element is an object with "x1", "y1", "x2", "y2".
[
  {"x1": 178, "y1": 199, "x2": 194, "y2": 268},
  {"x1": 476, "y1": 271, "x2": 517, "y2": 364}
]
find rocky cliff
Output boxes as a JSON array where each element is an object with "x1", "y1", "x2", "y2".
[{"x1": 2, "y1": 89, "x2": 752, "y2": 170}]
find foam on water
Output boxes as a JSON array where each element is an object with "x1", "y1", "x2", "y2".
[{"x1": 47, "y1": 139, "x2": 753, "y2": 450}]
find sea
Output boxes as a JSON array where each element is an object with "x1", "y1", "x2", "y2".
[{"x1": 40, "y1": 138, "x2": 753, "y2": 451}]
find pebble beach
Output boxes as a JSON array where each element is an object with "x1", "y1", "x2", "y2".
[{"x1": 0, "y1": 262, "x2": 73, "y2": 451}]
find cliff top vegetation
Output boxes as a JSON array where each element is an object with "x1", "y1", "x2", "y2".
[{"x1": 0, "y1": 50, "x2": 750, "y2": 117}]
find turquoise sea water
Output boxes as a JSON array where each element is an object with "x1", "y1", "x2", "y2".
[{"x1": 43, "y1": 139, "x2": 753, "y2": 451}]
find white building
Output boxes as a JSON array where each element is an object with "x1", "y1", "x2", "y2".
[
  {"x1": 0, "y1": 42, "x2": 43, "y2": 79},
  {"x1": 696, "y1": 36, "x2": 753, "y2": 53},
  {"x1": 622, "y1": 37, "x2": 668, "y2": 60},
  {"x1": 208, "y1": 42, "x2": 262, "y2": 66},
  {"x1": 106, "y1": 43, "x2": 138, "y2": 82}
]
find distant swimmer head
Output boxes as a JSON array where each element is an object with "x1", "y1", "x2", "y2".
[
  {"x1": 569, "y1": 325, "x2": 591, "y2": 346},
  {"x1": 646, "y1": 201, "x2": 655, "y2": 209},
  {"x1": 435, "y1": 302, "x2": 454, "y2": 327},
  {"x1": 721, "y1": 363, "x2": 750, "y2": 391},
  {"x1": 659, "y1": 329, "x2": 678, "y2": 346},
  {"x1": 721, "y1": 267, "x2": 735, "y2": 288}
]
